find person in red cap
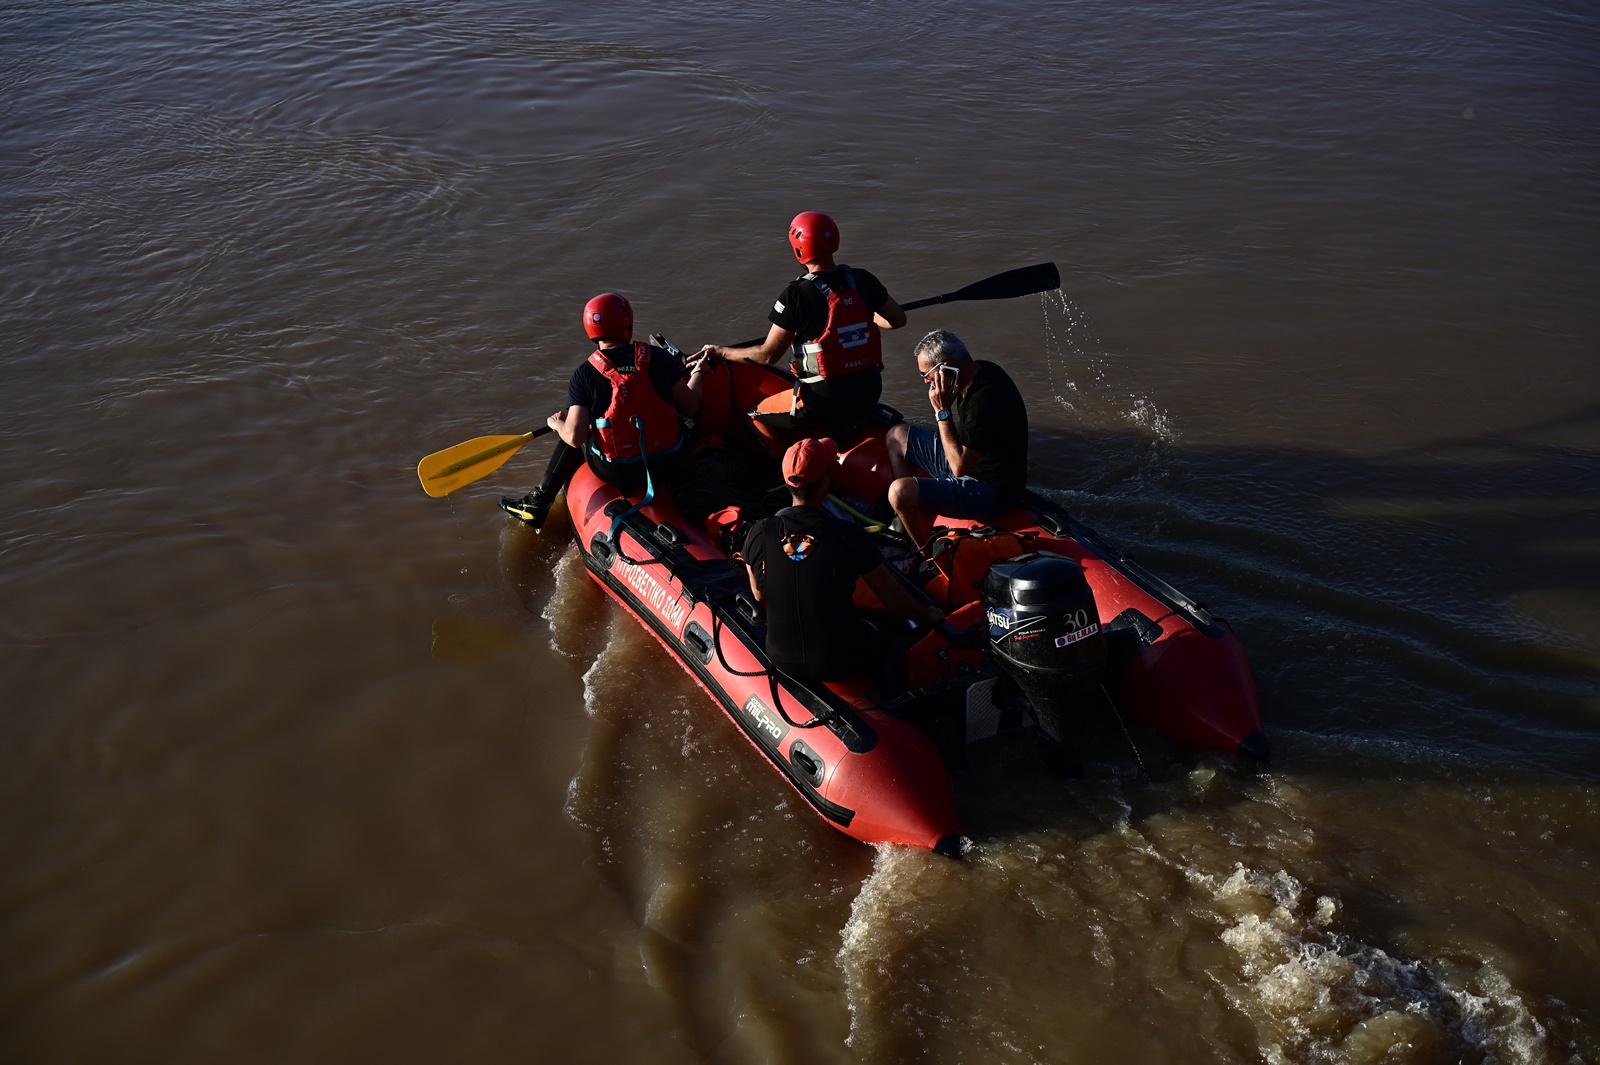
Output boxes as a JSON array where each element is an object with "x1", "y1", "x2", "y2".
[
  {"x1": 501, "y1": 292, "x2": 709, "y2": 528},
  {"x1": 740, "y1": 437, "x2": 944, "y2": 685},
  {"x1": 689, "y1": 211, "x2": 906, "y2": 436}
]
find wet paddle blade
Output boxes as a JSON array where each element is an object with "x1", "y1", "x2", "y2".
[
  {"x1": 416, "y1": 430, "x2": 541, "y2": 497},
  {"x1": 900, "y1": 262, "x2": 1060, "y2": 310}
]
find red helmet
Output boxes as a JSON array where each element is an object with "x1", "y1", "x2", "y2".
[
  {"x1": 582, "y1": 292, "x2": 633, "y2": 341},
  {"x1": 788, "y1": 211, "x2": 839, "y2": 264}
]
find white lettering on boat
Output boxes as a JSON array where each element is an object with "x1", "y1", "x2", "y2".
[
  {"x1": 617, "y1": 557, "x2": 688, "y2": 630},
  {"x1": 742, "y1": 695, "x2": 788, "y2": 745}
]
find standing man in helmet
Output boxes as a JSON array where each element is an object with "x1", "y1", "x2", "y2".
[
  {"x1": 691, "y1": 211, "x2": 907, "y2": 436},
  {"x1": 501, "y1": 292, "x2": 708, "y2": 529}
]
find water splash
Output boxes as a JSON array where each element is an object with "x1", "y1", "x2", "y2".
[
  {"x1": 1041, "y1": 289, "x2": 1179, "y2": 442},
  {"x1": 836, "y1": 844, "x2": 949, "y2": 1056},
  {"x1": 540, "y1": 542, "x2": 610, "y2": 667},
  {"x1": 831, "y1": 759, "x2": 1565, "y2": 1065},
  {"x1": 1211, "y1": 863, "x2": 1550, "y2": 1064}
]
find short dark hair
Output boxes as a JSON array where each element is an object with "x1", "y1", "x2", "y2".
[{"x1": 788, "y1": 475, "x2": 830, "y2": 501}]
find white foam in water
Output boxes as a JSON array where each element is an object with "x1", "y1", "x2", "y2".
[
  {"x1": 1125, "y1": 395, "x2": 1176, "y2": 440},
  {"x1": 1444, "y1": 966, "x2": 1551, "y2": 1065},
  {"x1": 576, "y1": 643, "x2": 609, "y2": 719},
  {"x1": 541, "y1": 543, "x2": 613, "y2": 669},
  {"x1": 836, "y1": 844, "x2": 927, "y2": 1051},
  {"x1": 1041, "y1": 290, "x2": 1180, "y2": 442},
  {"x1": 1211, "y1": 863, "x2": 1549, "y2": 1064},
  {"x1": 537, "y1": 543, "x2": 655, "y2": 724}
]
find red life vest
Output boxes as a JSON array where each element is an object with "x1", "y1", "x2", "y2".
[
  {"x1": 791, "y1": 265, "x2": 883, "y2": 382},
  {"x1": 587, "y1": 342, "x2": 682, "y2": 461}
]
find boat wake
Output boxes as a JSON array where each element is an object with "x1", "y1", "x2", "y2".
[
  {"x1": 535, "y1": 523, "x2": 1564, "y2": 1063},
  {"x1": 508, "y1": 364, "x2": 1571, "y2": 1065},
  {"x1": 1209, "y1": 862, "x2": 1548, "y2": 1065},
  {"x1": 833, "y1": 755, "x2": 1555, "y2": 1065}
]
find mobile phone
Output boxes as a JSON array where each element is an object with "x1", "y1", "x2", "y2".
[{"x1": 936, "y1": 365, "x2": 958, "y2": 385}]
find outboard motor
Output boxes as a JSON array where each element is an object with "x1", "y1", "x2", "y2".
[{"x1": 981, "y1": 553, "x2": 1107, "y2": 749}]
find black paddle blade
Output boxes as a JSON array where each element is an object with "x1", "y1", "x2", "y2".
[{"x1": 901, "y1": 262, "x2": 1060, "y2": 311}]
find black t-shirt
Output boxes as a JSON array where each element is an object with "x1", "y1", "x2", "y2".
[
  {"x1": 953, "y1": 360, "x2": 1029, "y2": 504},
  {"x1": 768, "y1": 265, "x2": 890, "y2": 342},
  {"x1": 566, "y1": 343, "x2": 685, "y2": 413},
  {"x1": 741, "y1": 505, "x2": 884, "y2": 679}
]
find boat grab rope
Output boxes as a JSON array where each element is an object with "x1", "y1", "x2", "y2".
[
  {"x1": 1140, "y1": 609, "x2": 1180, "y2": 640},
  {"x1": 605, "y1": 415, "x2": 656, "y2": 544},
  {"x1": 708, "y1": 608, "x2": 831, "y2": 731},
  {"x1": 600, "y1": 416, "x2": 684, "y2": 569}
]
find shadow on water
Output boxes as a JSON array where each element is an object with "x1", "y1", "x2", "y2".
[
  {"x1": 490, "y1": 515, "x2": 871, "y2": 1063},
  {"x1": 1031, "y1": 402, "x2": 1600, "y2": 779}
]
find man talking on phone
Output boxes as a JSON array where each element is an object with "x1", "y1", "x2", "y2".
[{"x1": 884, "y1": 329, "x2": 1029, "y2": 546}]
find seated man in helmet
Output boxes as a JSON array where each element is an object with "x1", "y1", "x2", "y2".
[
  {"x1": 884, "y1": 329, "x2": 1029, "y2": 547},
  {"x1": 741, "y1": 437, "x2": 944, "y2": 686},
  {"x1": 690, "y1": 211, "x2": 907, "y2": 440},
  {"x1": 501, "y1": 292, "x2": 708, "y2": 529}
]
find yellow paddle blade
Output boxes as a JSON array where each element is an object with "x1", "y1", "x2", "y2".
[{"x1": 416, "y1": 430, "x2": 538, "y2": 497}]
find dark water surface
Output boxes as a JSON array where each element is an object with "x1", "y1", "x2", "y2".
[{"x1": 3, "y1": 1, "x2": 1597, "y2": 1062}]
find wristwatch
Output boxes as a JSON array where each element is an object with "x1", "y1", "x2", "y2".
[{"x1": 935, "y1": 409, "x2": 951, "y2": 422}]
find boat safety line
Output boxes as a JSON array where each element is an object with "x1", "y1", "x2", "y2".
[
  {"x1": 584, "y1": 551, "x2": 859, "y2": 826},
  {"x1": 605, "y1": 416, "x2": 656, "y2": 543}
]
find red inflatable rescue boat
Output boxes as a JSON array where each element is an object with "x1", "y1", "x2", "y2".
[{"x1": 550, "y1": 349, "x2": 1265, "y2": 854}]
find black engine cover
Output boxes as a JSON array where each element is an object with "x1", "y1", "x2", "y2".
[{"x1": 981, "y1": 552, "x2": 1107, "y2": 746}]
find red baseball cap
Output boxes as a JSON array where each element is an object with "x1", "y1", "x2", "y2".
[{"x1": 783, "y1": 436, "x2": 839, "y2": 488}]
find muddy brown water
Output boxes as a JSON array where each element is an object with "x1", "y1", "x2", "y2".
[{"x1": 3, "y1": 2, "x2": 1597, "y2": 1062}]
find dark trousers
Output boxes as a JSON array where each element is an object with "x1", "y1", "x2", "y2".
[
  {"x1": 537, "y1": 440, "x2": 585, "y2": 495},
  {"x1": 752, "y1": 368, "x2": 884, "y2": 439},
  {"x1": 773, "y1": 615, "x2": 906, "y2": 699},
  {"x1": 538, "y1": 439, "x2": 685, "y2": 497}
]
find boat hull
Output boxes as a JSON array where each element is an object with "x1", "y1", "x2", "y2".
[
  {"x1": 567, "y1": 467, "x2": 963, "y2": 851},
  {"x1": 557, "y1": 358, "x2": 1264, "y2": 850}
]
